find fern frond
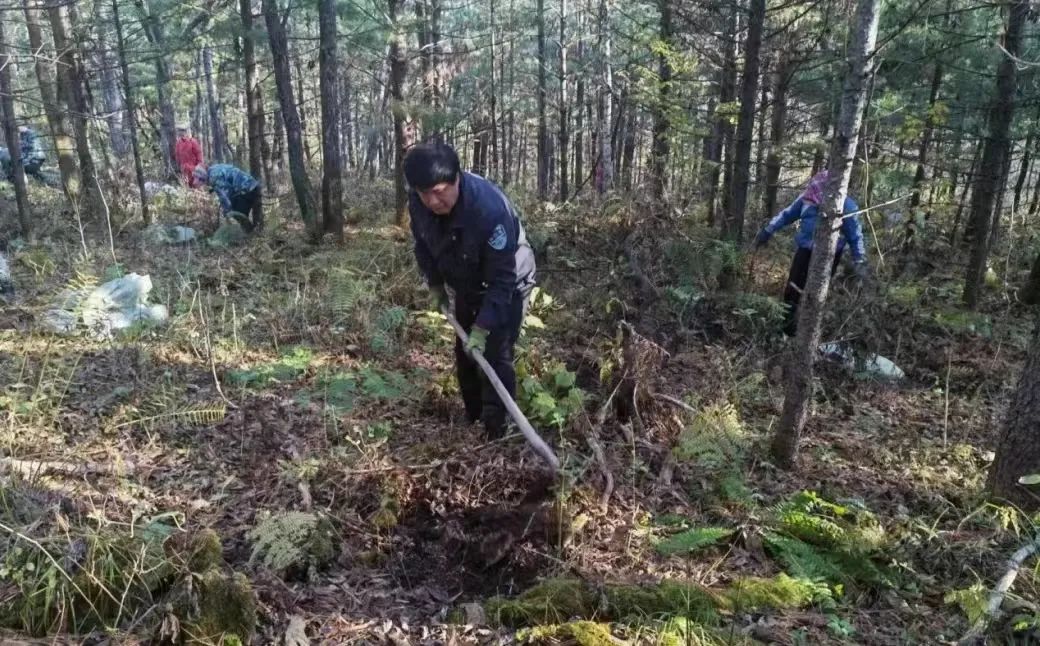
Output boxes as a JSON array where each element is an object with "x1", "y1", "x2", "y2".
[
  {"x1": 656, "y1": 527, "x2": 733, "y2": 556},
  {"x1": 115, "y1": 404, "x2": 227, "y2": 431}
]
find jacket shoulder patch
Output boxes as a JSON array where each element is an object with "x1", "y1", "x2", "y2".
[{"x1": 488, "y1": 223, "x2": 507, "y2": 250}]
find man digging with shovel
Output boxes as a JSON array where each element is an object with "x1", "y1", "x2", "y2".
[{"x1": 406, "y1": 143, "x2": 537, "y2": 442}]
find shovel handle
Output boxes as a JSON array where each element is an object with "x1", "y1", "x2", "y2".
[{"x1": 441, "y1": 308, "x2": 561, "y2": 473}]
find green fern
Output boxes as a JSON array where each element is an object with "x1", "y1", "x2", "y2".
[
  {"x1": 673, "y1": 401, "x2": 746, "y2": 470},
  {"x1": 656, "y1": 527, "x2": 734, "y2": 556},
  {"x1": 328, "y1": 269, "x2": 375, "y2": 321},
  {"x1": 370, "y1": 306, "x2": 407, "y2": 354},
  {"x1": 247, "y1": 512, "x2": 336, "y2": 576},
  {"x1": 763, "y1": 532, "x2": 846, "y2": 582}
]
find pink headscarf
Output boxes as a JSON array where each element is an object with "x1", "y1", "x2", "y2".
[{"x1": 802, "y1": 170, "x2": 829, "y2": 205}]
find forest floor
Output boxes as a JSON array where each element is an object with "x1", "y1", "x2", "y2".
[{"x1": 0, "y1": 182, "x2": 1037, "y2": 645}]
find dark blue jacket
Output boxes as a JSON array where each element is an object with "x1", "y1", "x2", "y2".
[
  {"x1": 763, "y1": 196, "x2": 867, "y2": 262},
  {"x1": 410, "y1": 172, "x2": 536, "y2": 330},
  {"x1": 205, "y1": 164, "x2": 259, "y2": 213}
]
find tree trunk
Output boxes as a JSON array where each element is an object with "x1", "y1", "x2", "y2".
[
  {"x1": 649, "y1": 0, "x2": 672, "y2": 200},
  {"x1": 489, "y1": 0, "x2": 500, "y2": 180},
  {"x1": 22, "y1": 0, "x2": 79, "y2": 205},
  {"x1": 724, "y1": 0, "x2": 764, "y2": 244},
  {"x1": 536, "y1": 0, "x2": 549, "y2": 199},
  {"x1": 95, "y1": 25, "x2": 128, "y2": 157},
  {"x1": 111, "y1": 0, "x2": 149, "y2": 224},
  {"x1": 388, "y1": 0, "x2": 413, "y2": 226},
  {"x1": 203, "y1": 48, "x2": 226, "y2": 163},
  {"x1": 904, "y1": 61, "x2": 944, "y2": 249},
  {"x1": 48, "y1": 0, "x2": 99, "y2": 219},
  {"x1": 341, "y1": 71, "x2": 355, "y2": 169},
  {"x1": 950, "y1": 140, "x2": 981, "y2": 245},
  {"x1": 0, "y1": 20, "x2": 32, "y2": 237},
  {"x1": 764, "y1": 53, "x2": 791, "y2": 219},
  {"x1": 1013, "y1": 123, "x2": 1036, "y2": 215},
  {"x1": 703, "y1": 95, "x2": 721, "y2": 225},
  {"x1": 558, "y1": 0, "x2": 569, "y2": 201},
  {"x1": 574, "y1": 5, "x2": 585, "y2": 193},
  {"x1": 963, "y1": 0, "x2": 1027, "y2": 309},
  {"x1": 771, "y1": 0, "x2": 881, "y2": 469},
  {"x1": 597, "y1": 0, "x2": 613, "y2": 193},
  {"x1": 263, "y1": 0, "x2": 317, "y2": 232},
  {"x1": 318, "y1": 0, "x2": 343, "y2": 238},
  {"x1": 622, "y1": 93, "x2": 637, "y2": 190},
  {"x1": 134, "y1": 0, "x2": 177, "y2": 178},
  {"x1": 711, "y1": 8, "x2": 739, "y2": 226},
  {"x1": 987, "y1": 315, "x2": 1040, "y2": 511},
  {"x1": 242, "y1": 0, "x2": 265, "y2": 227}
]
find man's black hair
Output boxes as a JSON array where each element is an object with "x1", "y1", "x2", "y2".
[{"x1": 404, "y1": 143, "x2": 460, "y2": 191}]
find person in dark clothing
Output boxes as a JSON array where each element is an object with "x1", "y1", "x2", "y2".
[
  {"x1": 0, "y1": 126, "x2": 46, "y2": 183},
  {"x1": 193, "y1": 163, "x2": 263, "y2": 232},
  {"x1": 754, "y1": 170, "x2": 869, "y2": 336},
  {"x1": 406, "y1": 143, "x2": 536, "y2": 439}
]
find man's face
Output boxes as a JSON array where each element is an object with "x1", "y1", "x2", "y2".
[{"x1": 417, "y1": 177, "x2": 460, "y2": 215}]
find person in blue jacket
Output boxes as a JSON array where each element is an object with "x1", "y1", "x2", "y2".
[
  {"x1": 407, "y1": 143, "x2": 536, "y2": 439},
  {"x1": 754, "y1": 170, "x2": 869, "y2": 335},
  {"x1": 193, "y1": 163, "x2": 263, "y2": 232}
]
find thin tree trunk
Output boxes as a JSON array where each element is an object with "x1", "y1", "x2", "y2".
[
  {"x1": 711, "y1": 9, "x2": 739, "y2": 226},
  {"x1": 904, "y1": 61, "x2": 944, "y2": 249},
  {"x1": 48, "y1": 0, "x2": 99, "y2": 219},
  {"x1": 764, "y1": 53, "x2": 791, "y2": 219},
  {"x1": 96, "y1": 25, "x2": 128, "y2": 157},
  {"x1": 242, "y1": 0, "x2": 265, "y2": 226},
  {"x1": 388, "y1": 0, "x2": 412, "y2": 226},
  {"x1": 0, "y1": 21, "x2": 32, "y2": 237},
  {"x1": 318, "y1": 0, "x2": 343, "y2": 239},
  {"x1": 649, "y1": 0, "x2": 672, "y2": 200},
  {"x1": 134, "y1": 0, "x2": 177, "y2": 178},
  {"x1": 262, "y1": 0, "x2": 317, "y2": 231},
  {"x1": 22, "y1": 0, "x2": 79, "y2": 205},
  {"x1": 574, "y1": 5, "x2": 585, "y2": 195},
  {"x1": 558, "y1": 0, "x2": 569, "y2": 201},
  {"x1": 703, "y1": 95, "x2": 721, "y2": 225},
  {"x1": 1012, "y1": 114, "x2": 1038, "y2": 215},
  {"x1": 622, "y1": 93, "x2": 637, "y2": 190},
  {"x1": 341, "y1": 71, "x2": 355, "y2": 169},
  {"x1": 536, "y1": 0, "x2": 549, "y2": 199},
  {"x1": 950, "y1": 140, "x2": 981, "y2": 245},
  {"x1": 771, "y1": 0, "x2": 881, "y2": 468},
  {"x1": 111, "y1": 0, "x2": 148, "y2": 224},
  {"x1": 490, "y1": 0, "x2": 500, "y2": 180},
  {"x1": 598, "y1": 0, "x2": 613, "y2": 193},
  {"x1": 963, "y1": 0, "x2": 1027, "y2": 309},
  {"x1": 203, "y1": 48, "x2": 226, "y2": 164},
  {"x1": 724, "y1": 0, "x2": 764, "y2": 244}
]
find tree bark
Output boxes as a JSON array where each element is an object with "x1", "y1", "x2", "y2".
[
  {"x1": 388, "y1": 0, "x2": 412, "y2": 226},
  {"x1": 242, "y1": 0, "x2": 265, "y2": 227},
  {"x1": 987, "y1": 315, "x2": 1040, "y2": 511},
  {"x1": 317, "y1": 0, "x2": 343, "y2": 238},
  {"x1": 622, "y1": 91, "x2": 637, "y2": 190},
  {"x1": 536, "y1": 0, "x2": 549, "y2": 199},
  {"x1": 22, "y1": 0, "x2": 79, "y2": 205},
  {"x1": 203, "y1": 48, "x2": 226, "y2": 163},
  {"x1": 0, "y1": 20, "x2": 32, "y2": 237},
  {"x1": 724, "y1": 0, "x2": 764, "y2": 244},
  {"x1": 771, "y1": 0, "x2": 881, "y2": 468},
  {"x1": 764, "y1": 53, "x2": 791, "y2": 219},
  {"x1": 649, "y1": 0, "x2": 672, "y2": 200},
  {"x1": 963, "y1": 0, "x2": 1027, "y2": 309},
  {"x1": 574, "y1": 5, "x2": 585, "y2": 193},
  {"x1": 111, "y1": 0, "x2": 149, "y2": 224},
  {"x1": 904, "y1": 61, "x2": 944, "y2": 249},
  {"x1": 48, "y1": 0, "x2": 99, "y2": 219},
  {"x1": 597, "y1": 0, "x2": 613, "y2": 193},
  {"x1": 558, "y1": 0, "x2": 569, "y2": 201},
  {"x1": 263, "y1": 0, "x2": 317, "y2": 232},
  {"x1": 95, "y1": 23, "x2": 128, "y2": 157},
  {"x1": 133, "y1": 0, "x2": 177, "y2": 178}
]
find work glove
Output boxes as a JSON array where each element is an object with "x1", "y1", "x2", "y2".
[
  {"x1": 753, "y1": 229, "x2": 771, "y2": 250},
  {"x1": 853, "y1": 260, "x2": 870, "y2": 282},
  {"x1": 428, "y1": 285, "x2": 449, "y2": 313},
  {"x1": 466, "y1": 326, "x2": 489, "y2": 355}
]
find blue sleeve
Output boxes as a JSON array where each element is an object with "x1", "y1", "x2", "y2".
[
  {"x1": 840, "y1": 197, "x2": 866, "y2": 261},
  {"x1": 215, "y1": 188, "x2": 231, "y2": 213},
  {"x1": 475, "y1": 202, "x2": 518, "y2": 330},
  {"x1": 409, "y1": 200, "x2": 443, "y2": 287},
  {"x1": 764, "y1": 197, "x2": 804, "y2": 235}
]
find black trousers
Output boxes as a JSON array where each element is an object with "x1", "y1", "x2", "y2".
[
  {"x1": 453, "y1": 293, "x2": 525, "y2": 437},
  {"x1": 229, "y1": 186, "x2": 263, "y2": 232},
  {"x1": 783, "y1": 246, "x2": 843, "y2": 336}
]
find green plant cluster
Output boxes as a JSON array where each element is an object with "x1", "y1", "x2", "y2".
[{"x1": 516, "y1": 353, "x2": 585, "y2": 430}]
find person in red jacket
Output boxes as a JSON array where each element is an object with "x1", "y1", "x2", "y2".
[{"x1": 174, "y1": 125, "x2": 203, "y2": 188}]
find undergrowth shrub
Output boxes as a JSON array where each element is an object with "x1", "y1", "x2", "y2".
[{"x1": 516, "y1": 348, "x2": 585, "y2": 431}]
